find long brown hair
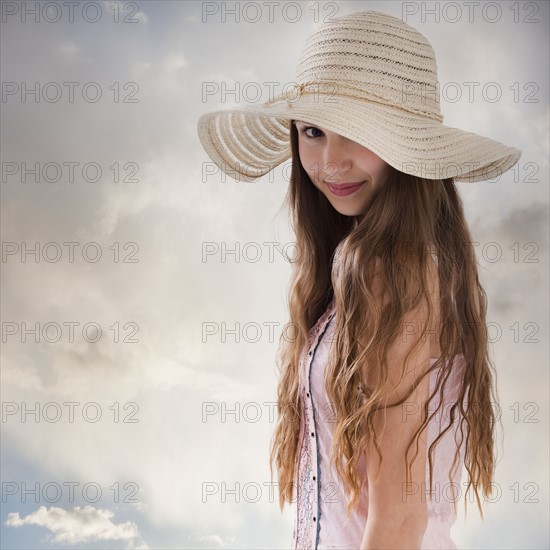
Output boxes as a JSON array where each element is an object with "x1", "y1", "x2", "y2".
[{"x1": 268, "y1": 121, "x2": 499, "y2": 520}]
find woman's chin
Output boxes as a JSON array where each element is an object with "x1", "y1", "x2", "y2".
[{"x1": 328, "y1": 201, "x2": 367, "y2": 218}]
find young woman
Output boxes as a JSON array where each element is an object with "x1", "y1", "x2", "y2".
[{"x1": 197, "y1": 10, "x2": 522, "y2": 550}]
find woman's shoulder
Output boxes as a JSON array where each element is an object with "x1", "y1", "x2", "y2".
[{"x1": 368, "y1": 248, "x2": 440, "y2": 307}]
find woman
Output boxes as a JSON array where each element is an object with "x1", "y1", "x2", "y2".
[{"x1": 197, "y1": 10, "x2": 522, "y2": 549}]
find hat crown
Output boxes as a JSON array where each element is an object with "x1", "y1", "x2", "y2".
[
  {"x1": 197, "y1": 10, "x2": 521, "y2": 184},
  {"x1": 294, "y1": 11, "x2": 441, "y2": 120}
]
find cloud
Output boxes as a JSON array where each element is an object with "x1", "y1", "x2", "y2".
[
  {"x1": 188, "y1": 532, "x2": 236, "y2": 547},
  {"x1": 56, "y1": 42, "x2": 79, "y2": 61},
  {"x1": 55, "y1": 41, "x2": 92, "y2": 65},
  {"x1": 6, "y1": 505, "x2": 148, "y2": 548},
  {"x1": 162, "y1": 52, "x2": 189, "y2": 74},
  {"x1": 134, "y1": 10, "x2": 149, "y2": 25}
]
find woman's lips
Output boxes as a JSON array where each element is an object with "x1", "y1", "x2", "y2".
[{"x1": 326, "y1": 181, "x2": 366, "y2": 196}]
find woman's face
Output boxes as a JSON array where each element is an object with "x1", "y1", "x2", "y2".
[{"x1": 294, "y1": 120, "x2": 392, "y2": 217}]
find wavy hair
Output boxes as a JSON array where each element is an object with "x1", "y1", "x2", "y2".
[{"x1": 268, "y1": 121, "x2": 500, "y2": 521}]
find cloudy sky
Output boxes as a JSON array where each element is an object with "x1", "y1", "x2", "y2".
[{"x1": 1, "y1": 0, "x2": 548, "y2": 548}]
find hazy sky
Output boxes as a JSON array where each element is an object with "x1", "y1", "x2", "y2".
[{"x1": 1, "y1": 1, "x2": 549, "y2": 548}]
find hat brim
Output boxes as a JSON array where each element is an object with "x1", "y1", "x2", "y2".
[{"x1": 197, "y1": 94, "x2": 522, "y2": 183}]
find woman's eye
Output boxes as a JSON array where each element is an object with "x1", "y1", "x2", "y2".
[{"x1": 299, "y1": 126, "x2": 323, "y2": 139}]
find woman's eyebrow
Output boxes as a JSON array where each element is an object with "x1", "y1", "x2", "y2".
[{"x1": 296, "y1": 122, "x2": 320, "y2": 128}]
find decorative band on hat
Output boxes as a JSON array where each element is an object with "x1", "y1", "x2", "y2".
[{"x1": 265, "y1": 80, "x2": 444, "y2": 123}]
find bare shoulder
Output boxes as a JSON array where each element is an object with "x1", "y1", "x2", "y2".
[
  {"x1": 370, "y1": 254, "x2": 440, "y2": 311},
  {"x1": 363, "y1": 254, "x2": 441, "y2": 391}
]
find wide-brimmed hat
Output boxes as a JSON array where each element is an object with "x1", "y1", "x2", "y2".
[{"x1": 197, "y1": 10, "x2": 521, "y2": 183}]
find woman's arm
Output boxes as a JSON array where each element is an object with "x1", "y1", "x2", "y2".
[{"x1": 360, "y1": 258, "x2": 439, "y2": 550}]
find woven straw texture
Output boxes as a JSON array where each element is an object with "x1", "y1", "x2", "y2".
[{"x1": 197, "y1": 11, "x2": 521, "y2": 183}]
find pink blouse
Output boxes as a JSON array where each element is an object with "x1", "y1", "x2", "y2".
[{"x1": 291, "y1": 297, "x2": 469, "y2": 549}]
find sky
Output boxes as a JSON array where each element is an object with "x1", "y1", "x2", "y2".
[{"x1": 0, "y1": 0, "x2": 549, "y2": 548}]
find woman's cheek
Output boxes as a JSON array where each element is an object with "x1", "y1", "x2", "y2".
[
  {"x1": 374, "y1": 160, "x2": 391, "y2": 184},
  {"x1": 299, "y1": 151, "x2": 317, "y2": 181}
]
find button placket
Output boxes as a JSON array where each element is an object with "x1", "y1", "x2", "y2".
[
  {"x1": 305, "y1": 344, "x2": 319, "y2": 548},
  {"x1": 295, "y1": 301, "x2": 336, "y2": 550},
  {"x1": 296, "y1": 342, "x2": 317, "y2": 549},
  {"x1": 305, "y1": 309, "x2": 336, "y2": 549}
]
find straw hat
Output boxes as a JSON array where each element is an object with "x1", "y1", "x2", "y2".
[{"x1": 197, "y1": 10, "x2": 521, "y2": 183}]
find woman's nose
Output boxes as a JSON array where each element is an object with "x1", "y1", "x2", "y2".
[{"x1": 322, "y1": 136, "x2": 352, "y2": 177}]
